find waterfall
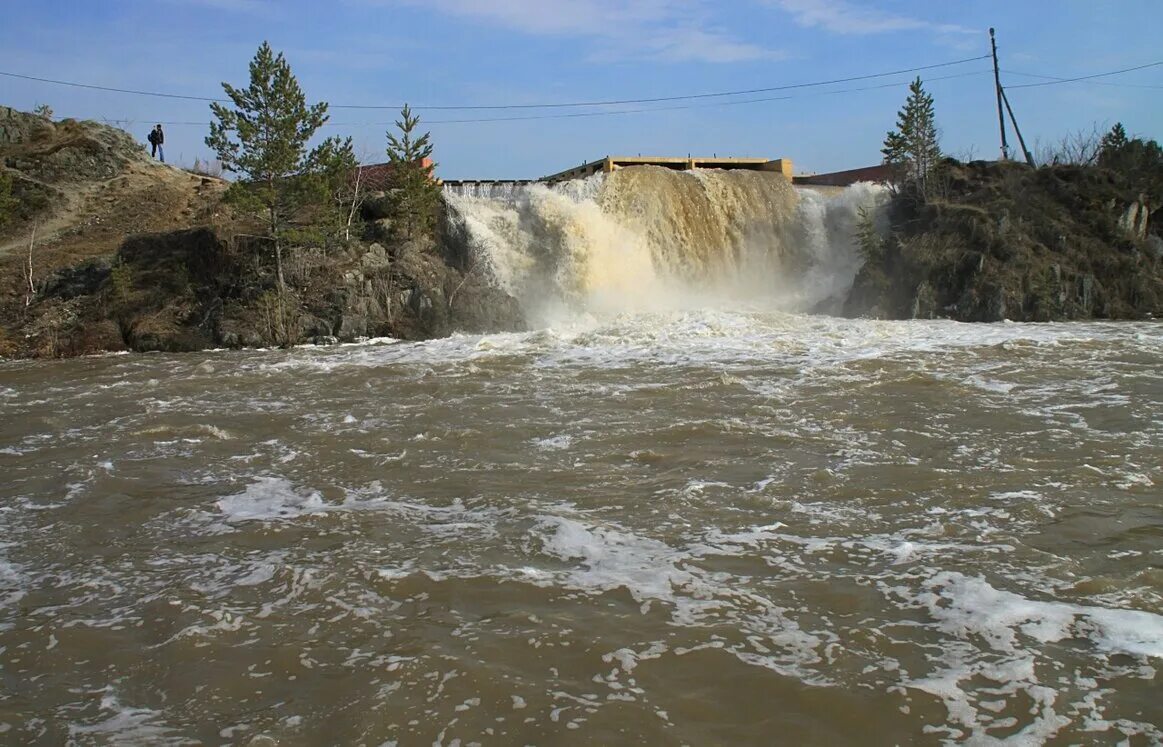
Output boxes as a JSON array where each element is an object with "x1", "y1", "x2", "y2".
[{"x1": 443, "y1": 166, "x2": 886, "y2": 324}]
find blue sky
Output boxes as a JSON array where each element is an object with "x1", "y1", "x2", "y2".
[{"x1": 2, "y1": 0, "x2": 1160, "y2": 179}]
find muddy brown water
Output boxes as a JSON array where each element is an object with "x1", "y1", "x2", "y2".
[{"x1": 1, "y1": 312, "x2": 1160, "y2": 745}]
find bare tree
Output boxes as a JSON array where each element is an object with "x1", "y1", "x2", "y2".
[
  {"x1": 344, "y1": 164, "x2": 365, "y2": 242},
  {"x1": 1035, "y1": 124, "x2": 1106, "y2": 166},
  {"x1": 447, "y1": 251, "x2": 482, "y2": 313},
  {"x1": 25, "y1": 224, "x2": 36, "y2": 307}
]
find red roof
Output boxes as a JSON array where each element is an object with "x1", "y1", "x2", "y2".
[{"x1": 356, "y1": 158, "x2": 435, "y2": 186}]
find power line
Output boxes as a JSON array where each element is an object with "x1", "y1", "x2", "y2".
[
  {"x1": 1006, "y1": 60, "x2": 1163, "y2": 89},
  {"x1": 423, "y1": 69, "x2": 992, "y2": 123},
  {"x1": 1002, "y1": 68, "x2": 1163, "y2": 90},
  {"x1": 92, "y1": 69, "x2": 991, "y2": 128},
  {"x1": 0, "y1": 55, "x2": 988, "y2": 112},
  {"x1": 0, "y1": 71, "x2": 223, "y2": 103},
  {"x1": 339, "y1": 55, "x2": 992, "y2": 110}
]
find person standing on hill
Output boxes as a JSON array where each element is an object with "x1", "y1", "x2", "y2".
[{"x1": 148, "y1": 124, "x2": 165, "y2": 162}]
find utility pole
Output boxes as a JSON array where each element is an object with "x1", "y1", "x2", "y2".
[
  {"x1": 990, "y1": 28, "x2": 1009, "y2": 161},
  {"x1": 1001, "y1": 88, "x2": 1037, "y2": 167}
]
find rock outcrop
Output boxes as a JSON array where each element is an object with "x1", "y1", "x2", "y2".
[
  {"x1": 5, "y1": 226, "x2": 524, "y2": 357},
  {"x1": 845, "y1": 160, "x2": 1163, "y2": 321},
  {"x1": 0, "y1": 107, "x2": 524, "y2": 358}
]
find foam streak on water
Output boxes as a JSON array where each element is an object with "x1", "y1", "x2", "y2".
[{"x1": 1, "y1": 312, "x2": 1160, "y2": 744}]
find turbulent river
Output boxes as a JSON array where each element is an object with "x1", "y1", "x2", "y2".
[{"x1": 2, "y1": 171, "x2": 1162, "y2": 745}]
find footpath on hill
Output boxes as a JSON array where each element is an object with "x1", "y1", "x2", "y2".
[{"x1": 0, "y1": 106, "x2": 227, "y2": 263}]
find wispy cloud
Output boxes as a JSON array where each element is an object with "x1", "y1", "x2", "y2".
[
  {"x1": 630, "y1": 27, "x2": 786, "y2": 64},
  {"x1": 161, "y1": 0, "x2": 273, "y2": 13},
  {"x1": 395, "y1": 0, "x2": 670, "y2": 36},
  {"x1": 368, "y1": 0, "x2": 781, "y2": 63},
  {"x1": 767, "y1": 0, "x2": 972, "y2": 36}
]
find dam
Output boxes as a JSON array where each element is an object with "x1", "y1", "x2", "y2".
[
  {"x1": 441, "y1": 155, "x2": 890, "y2": 194},
  {"x1": 542, "y1": 155, "x2": 795, "y2": 182}
]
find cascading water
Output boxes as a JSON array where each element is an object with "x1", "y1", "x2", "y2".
[
  {"x1": 6, "y1": 169, "x2": 1162, "y2": 745},
  {"x1": 443, "y1": 166, "x2": 886, "y2": 324}
]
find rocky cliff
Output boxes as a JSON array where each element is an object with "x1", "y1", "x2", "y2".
[
  {"x1": 0, "y1": 108, "x2": 524, "y2": 357},
  {"x1": 844, "y1": 160, "x2": 1163, "y2": 321}
]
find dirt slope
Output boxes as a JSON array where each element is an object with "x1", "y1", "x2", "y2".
[{"x1": 0, "y1": 106, "x2": 227, "y2": 268}]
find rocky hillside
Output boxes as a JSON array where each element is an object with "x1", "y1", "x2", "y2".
[
  {"x1": 0, "y1": 106, "x2": 227, "y2": 264},
  {"x1": 844, "y1": 159, "x2": 1163, "y2": 321},
  {"x1": 0, "y1": 108, "x2": 524, "y2": 358}
]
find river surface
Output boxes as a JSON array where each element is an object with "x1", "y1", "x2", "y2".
[{"x1": 1, "y1": 312, "x2": 1161, "y2": 745}]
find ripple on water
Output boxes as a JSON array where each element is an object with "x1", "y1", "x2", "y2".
[{"x1": 0, "y1": 314, "x2": 1160, "y2": 743}]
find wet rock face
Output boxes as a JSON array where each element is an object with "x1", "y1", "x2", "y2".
[{"x1": 4, "y1": 222, "x2": 524, "y2": 358}]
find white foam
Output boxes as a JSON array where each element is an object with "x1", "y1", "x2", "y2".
[
  {"x1": 68, "y1": 692, "x2": 182, "y2": 745},
  {"x1": 215, "y1": 477, "x2": 326, "y2": 523},
  {"x1": 882, "y1": 572, "x2": 1163, "y2": 741},
  {"x1": 533, "y1": 435, "x2": 573, "y2": 451},
  {"x1": 915, "y1": 572, "x2": 1163, "y2": 659},
  {"x1": 538, "y1": 516, "x2": 696, "y2": 604}
]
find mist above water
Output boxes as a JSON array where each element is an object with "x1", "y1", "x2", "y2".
[{"x1": 443, "y1": 167, "x2": 886, "y2": 325}]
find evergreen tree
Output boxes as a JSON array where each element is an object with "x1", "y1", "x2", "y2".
[
  {"x1": 1096, "y1": 123, "x2": 1163, "y2": 216},
  {"x1": 206, "y1": 42, "x2": 351, "y2": 343},
  {"x1": 1098, "y1": 122, "x2": 1129, "y2": 160},
  {"x1": 386, "y1": 104, "x2": 440, "y2": 239},
  {"x1": 882, "y1": 77, "x2": 942, "y2": 197}
]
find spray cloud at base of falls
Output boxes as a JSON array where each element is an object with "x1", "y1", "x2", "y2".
[{"x1": 443, "y1": 166, "x2": 887, "y2": 325}]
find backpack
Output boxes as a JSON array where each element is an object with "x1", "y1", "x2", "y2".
[{"x1": 148, "y1": 130, "x2": 158, "y2": 145}]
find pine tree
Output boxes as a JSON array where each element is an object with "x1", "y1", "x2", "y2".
[
  {"x1": 206, "y1": 41, "x2": 351, "y2": 344},
  {"x1": 386, "y1": 104, "x2": 440, "y2": 240},
  {"x1": 1095, "y1": 123, "x2": 1163, "y2": 215},
  {"x1": 1099, "y1": 122, "x2": 1129, "y2": 161},
  {"x1": 882, "y1": 77, "x2": 942, "y2": 198}
]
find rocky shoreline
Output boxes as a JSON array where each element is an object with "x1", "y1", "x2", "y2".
[
  {"x1": 0, "y1": 108, "x2": 525, "y2": 358},
  {"x1": 2, "y1": 108, "x2": 1160, "y2": 360},
  {"x1": 13, "y1": 227, "x2": 523, "y2": 358}
]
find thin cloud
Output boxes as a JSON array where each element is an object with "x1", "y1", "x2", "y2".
[
  {"x1": 368, "y1": 0, "x2": 783, "y2": 63},
  {"x1": 397, "y1": 0, "x2": 673, "y2": 36},
  {"x1": 768, "y1": 0, "x2": 972, "y2": 36},
  {"x1": 629, "y1": 28, "x2": 785, "y2": 64},
  {"x1": 163, "y1": 0, "x2": 273, "y2": 12}
]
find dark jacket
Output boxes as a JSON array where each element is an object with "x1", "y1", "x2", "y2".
[{"x1": 149, "y1": 128, "x2": 164, "y2": 145}]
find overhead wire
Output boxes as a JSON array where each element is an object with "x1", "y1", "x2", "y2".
[
  {"x1": 1005, "y1": 60, "x2": 1163, "y2": 89},
  {"x1": 83, "y1": 69, "x2": 994, "y2": 129},
  {"x1": 9, "y1": 54, "x2": 1158, "y2": 130},
  {"x1": 1002, "y1": 69, "x2": 1163, "y2": 90},
  {"x1": 419, "y1": 69, "x2": 992, "y2": 124},
  {"x1": 336, "y1": 55, "x2": 993, "y2": 110},
  {"x1": 0, "y1": 55, "x2": 989, "y2": 112}
]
